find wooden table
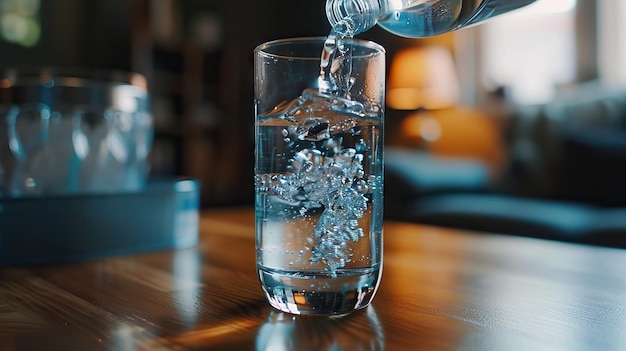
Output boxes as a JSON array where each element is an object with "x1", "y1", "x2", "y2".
[{"x1": 2, "y1": 207, "x2": 626, "y2": 350}]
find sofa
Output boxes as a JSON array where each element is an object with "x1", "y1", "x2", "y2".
[{"x1": 384, "y1": 81, "x2": 626, "y2": 248}]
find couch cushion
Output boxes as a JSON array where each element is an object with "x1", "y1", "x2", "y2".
[
  {"x1": 385, "y1": 147, "x2": 490, "y2": 201},
  {"x1": 501, "y1": 83, "x2": 626, "y2": 199},
  {"x1": 553, "y1": 127, "x2": 626, "y2": 207},
  {"x1": 402, "y1": 193, "x2": 595, "y2": 243},
  {"x1": 582, "y1": 208, "x2": 626, "y2": 248}
]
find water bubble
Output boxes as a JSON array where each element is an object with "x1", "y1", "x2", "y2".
[
  {"x1": 269, "y1": 136, "x2": 373, "y2": 274},
  {"x1": 324, "y1": 36, "x2": 337, "y2": 53},
  {"x1": 293, "y1": 150, "x2": 309, "y2": 166},
  {"x1": 356, "y1": 179, "x2": 369, "y2": 193},
  {"x1": 337, "y1": 39, "x2": 350, "y2": 54},
  {"x1": 355, "y1": 139, "x2": 367, "y2": 153},
  {"x1": 347, "y1": 77, "x2": 356, "y2": 91},
  {"x1": 298, "y1": 118, "x2": 330, "y2": 141},
  {"x1": 341, "y1": 148, "x2": 356, "y2": 158},
  {"x1": 331, "y1": 55, "x2": 345, "y2": 75},
  {"x1": 302, "y1": 161, "x2": 315, "y2": 173}
]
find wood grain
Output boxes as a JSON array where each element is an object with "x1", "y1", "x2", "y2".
[{"x1": 2, "y1": 207, "x2": 626, "y2": 350}]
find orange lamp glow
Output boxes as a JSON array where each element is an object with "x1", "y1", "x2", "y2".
[{"x1": 387, "y1": 45, "x2": 460, "y2": 111}]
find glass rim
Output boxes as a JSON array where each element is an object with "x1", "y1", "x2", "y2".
[
  {"x1": 0, "y1": 67, "x2": 148, "y2": 91},
  {"x1": 254, "y1": 36, "x2": 385, "y2": 60}
]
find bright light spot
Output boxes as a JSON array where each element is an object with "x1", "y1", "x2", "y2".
[
  {"x1": 16, "y1": 0, "x2": 39, "y2": 17},
  {"x1": 72, "y1": 130, "x2": 90, "y2": 160},
  {"x1": 493, "y1": 0, "x2": 576, "y2": 24},
  {"x1": 401, "y1": 112, "x2": 442, "y2": 142},
  {"x1": 1, "y1": 13, "x2": 28, "y2": 42},
  {"x1": 19, "y1": 16, "x2": 38, "y2": 46},
  {"x1": 24, "y1": 177, "x2": 36, "y2": 189},
  {"x1": 419, "y1": 117, "x2": 442, "y2": 142},
  {"x1": 0, "y1": 0, "x2": 40, "y2": 46},
  {"x1": 113, "y1": 86, "x2": 139, "y2": 113},
  {"x1": 107, "y1": 131, "x2": 128, "y2": 163},
  {"x1": 516, "y1": 0, "x2": 576, "y2": 16}
]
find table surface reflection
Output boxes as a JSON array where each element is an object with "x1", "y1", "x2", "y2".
[{"x1": 2, "y1": 207, "x2": 626, "y2": 350}]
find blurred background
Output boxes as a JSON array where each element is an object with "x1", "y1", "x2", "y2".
[{"x1": 2, "y1": 0, "x2": 625, "y2": 245}]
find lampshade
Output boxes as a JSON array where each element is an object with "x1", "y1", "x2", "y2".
[{"x1": 387, "y1": 45, "x2": 460, "y2": 110}]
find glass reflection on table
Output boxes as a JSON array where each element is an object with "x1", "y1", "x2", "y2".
[{"x1": 255, "y1": 306, "x2": 383, "y2": 351}]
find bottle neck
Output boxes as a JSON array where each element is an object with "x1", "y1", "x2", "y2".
[{"x1": 325, "y1": 0, "x2": 385, "y2": 36}]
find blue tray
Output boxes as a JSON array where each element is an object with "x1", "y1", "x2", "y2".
[{"x1": 0, "y1": 178, "x2": 200, "y2": 266}]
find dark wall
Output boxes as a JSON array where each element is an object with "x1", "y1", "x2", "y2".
[{"x1": 0, "y1": 0, "x2": 132, "y2": 71}]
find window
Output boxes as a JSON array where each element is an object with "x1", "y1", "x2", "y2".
[
  {"x1": 598, "y1": 1, "x2": 626, "y2": 86},
  {"x1": 479, "y1": 0, "x2": 577, "y2": 105}
]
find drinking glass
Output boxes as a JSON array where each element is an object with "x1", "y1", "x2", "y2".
[
  {"x1": 254, "y1": 37, "x2": 385, "y2": 315},
  {"x1": 0, "y1": 68, "x2": 153, "y2": 196}
]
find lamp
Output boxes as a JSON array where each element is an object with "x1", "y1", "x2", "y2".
[
  {"x1": 387, "y1": 45, "x2": 460, "y2": 143},
  {"x1": 386, "y1": 45, "x2": 506, "y2": 175}
]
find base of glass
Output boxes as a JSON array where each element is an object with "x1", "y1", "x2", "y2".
[{"x1": 258, "y1": 265, "x2": 381, "y2": 315}]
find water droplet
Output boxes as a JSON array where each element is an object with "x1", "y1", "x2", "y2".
[{"x1": 355, "y1": 139, "x2": 367, "y2": 153}]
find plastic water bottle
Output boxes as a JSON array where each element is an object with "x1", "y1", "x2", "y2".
[{"x1": 326, "y1": 0, "x2": 537, "y2": 37}]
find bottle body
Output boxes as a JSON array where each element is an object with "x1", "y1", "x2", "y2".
[{"x1": 326, "y1": 0, "x2": 537, "y2": 38}]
